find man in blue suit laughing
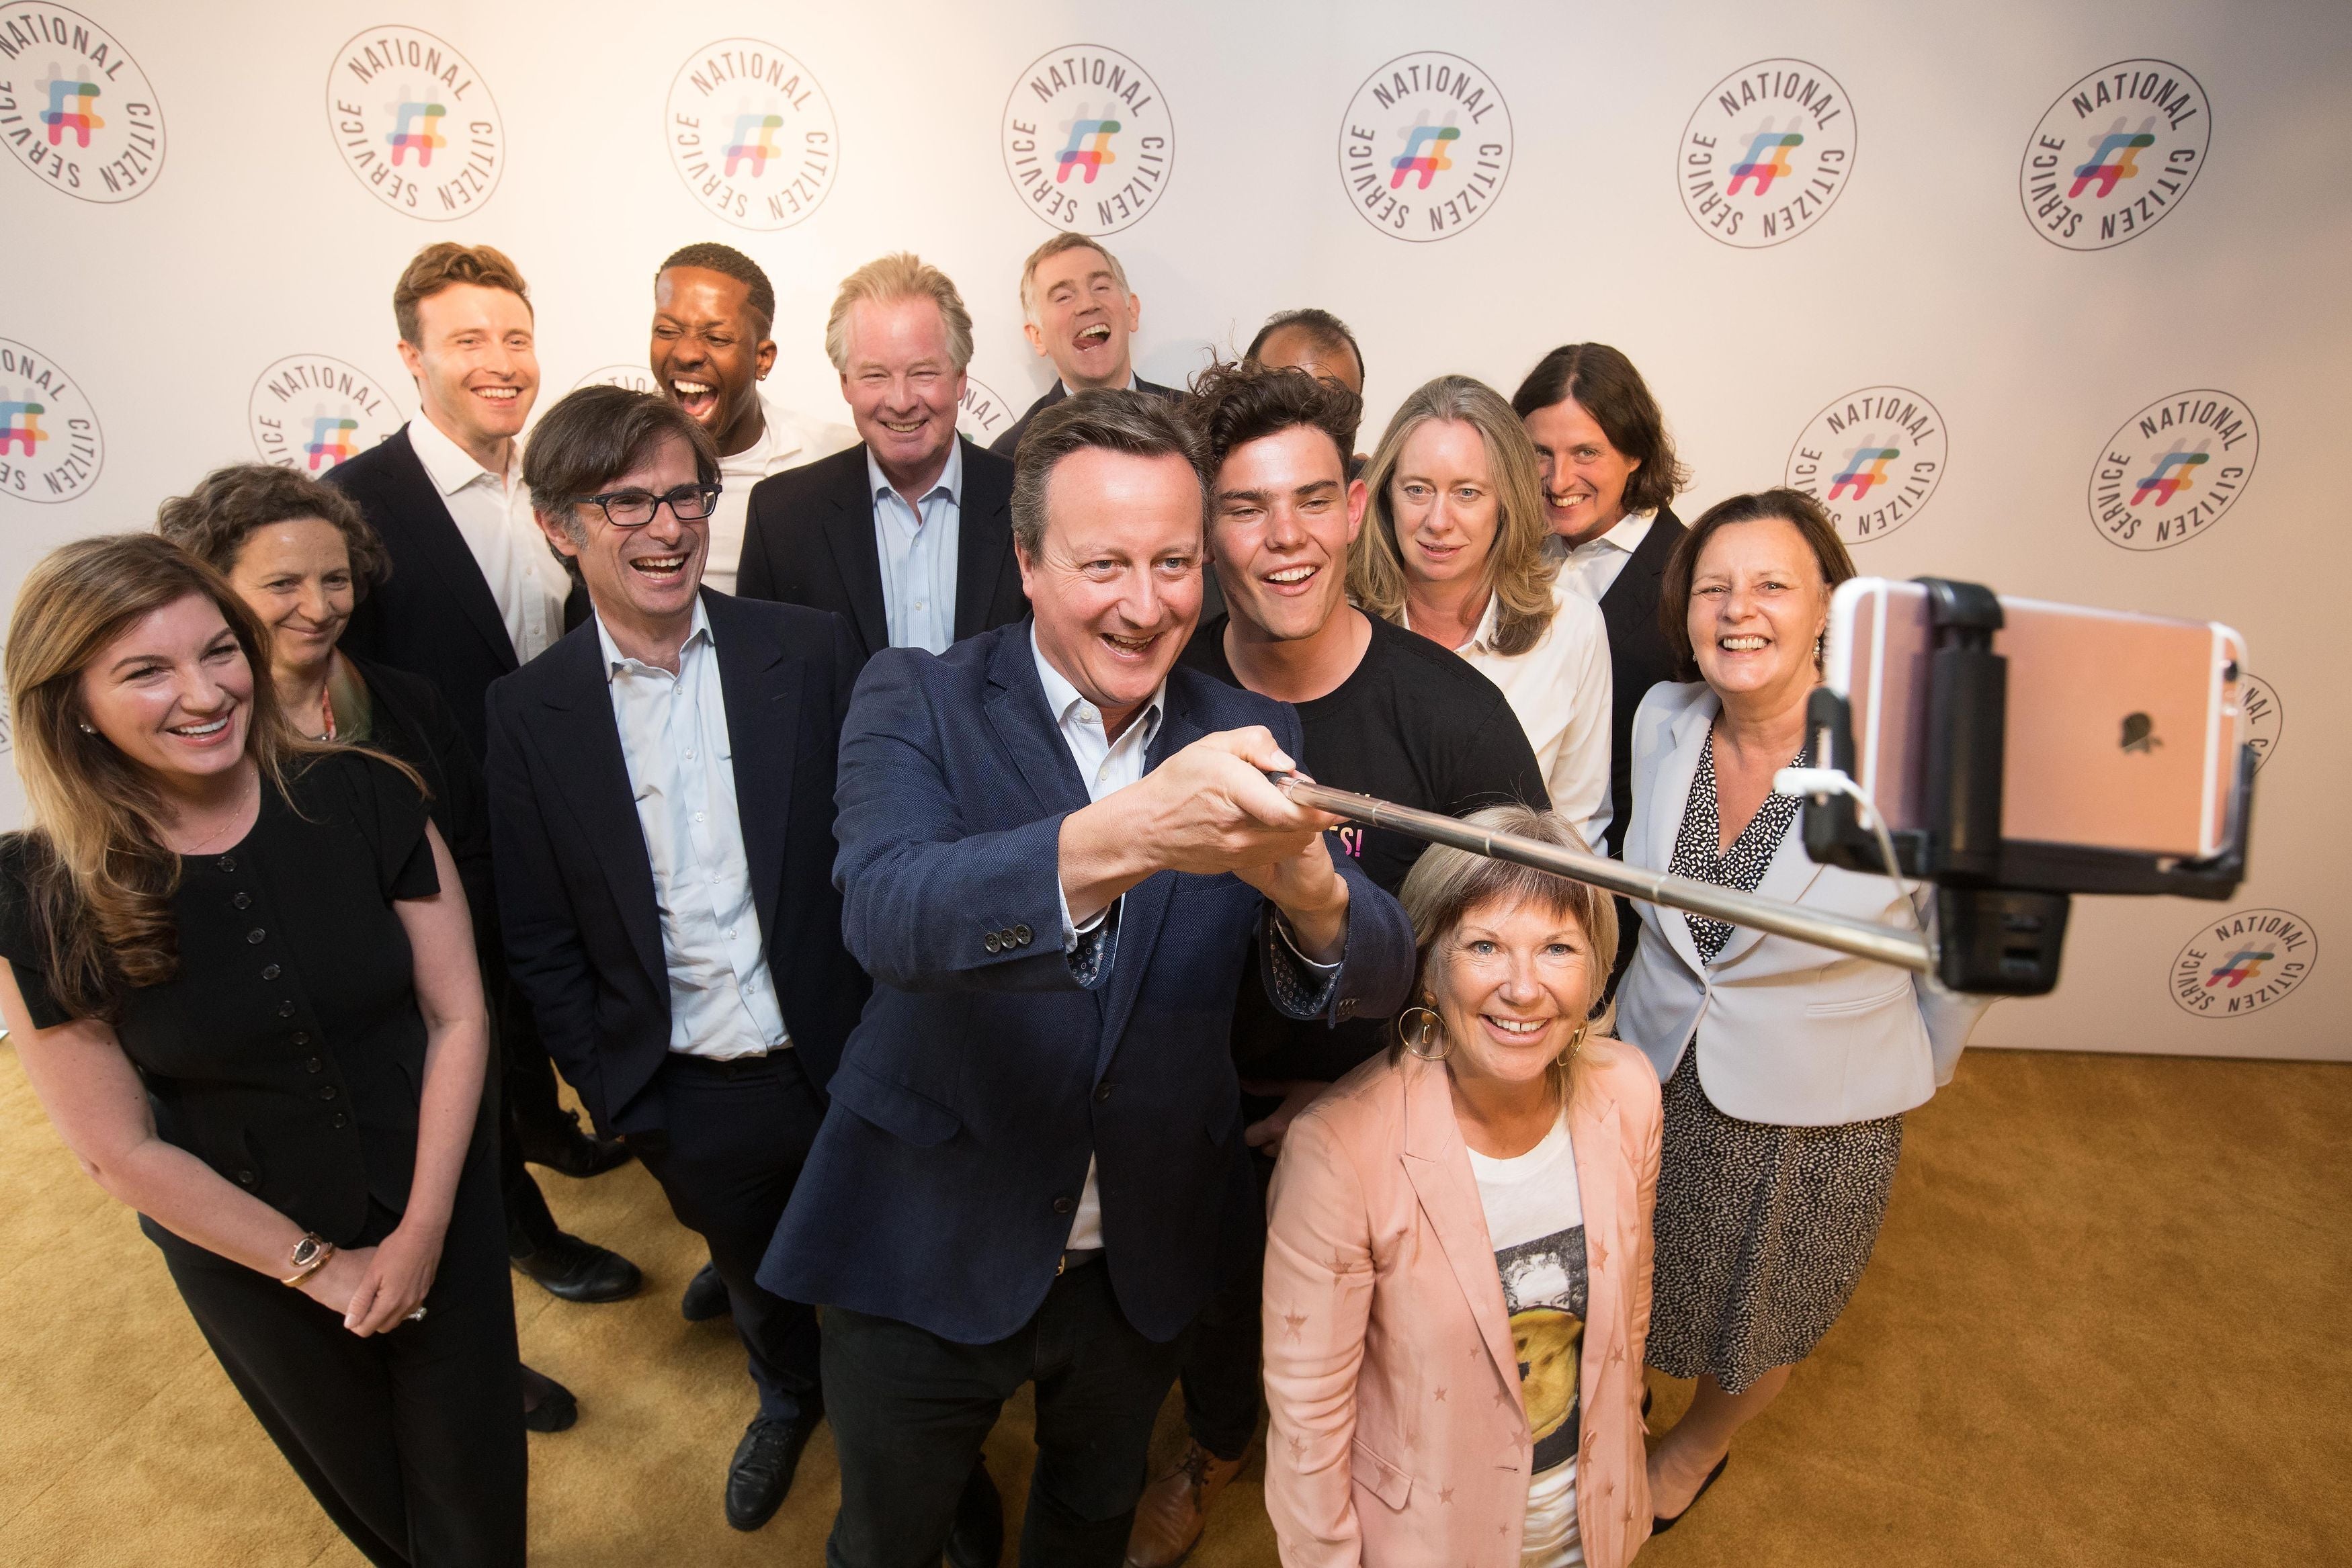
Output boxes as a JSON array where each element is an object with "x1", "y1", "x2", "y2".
[{"x1": 762, "y1": 389, "x2": 1414, "y2": 1568}]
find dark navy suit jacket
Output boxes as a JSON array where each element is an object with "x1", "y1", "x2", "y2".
[
  {"x1": 482, "y1": 589, "x2": 870, "y2": 1137},
  {"x1": 759, "y1": 621, "x2": 1414, "y2": 1345}
]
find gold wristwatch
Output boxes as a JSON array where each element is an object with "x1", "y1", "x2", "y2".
[{"x1": 280, "y1": 1232, "x2": 335, "y2": 1287}]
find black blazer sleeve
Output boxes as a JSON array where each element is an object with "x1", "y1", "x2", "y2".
[{"x1": 737, "y1": 478, "x2": 780, "y2": 601}]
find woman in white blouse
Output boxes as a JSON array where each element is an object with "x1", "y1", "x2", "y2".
[{"x1": 1349, "y1": 375, "x2": 1613, "y2": 848}]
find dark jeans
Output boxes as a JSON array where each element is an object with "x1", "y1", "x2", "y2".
[
  {"x1": 1177, "y1": 1144, "x2": 1276, "y2": 1461},
  {"x1": 634, "y1": 1049, "x2": 827, "y2": 1423},
  {"x1": 823, "y1": 1260, "x2": 1187, "y2": 1568}
]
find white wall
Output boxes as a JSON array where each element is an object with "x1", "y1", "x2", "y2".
[{"x1": 3, "y1": 0, "x2": 2346, "y2": 1058}]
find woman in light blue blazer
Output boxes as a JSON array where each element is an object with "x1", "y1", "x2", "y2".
[{"x1": 1616, "y1": 490, "x2": 1987, "y2": 1532}]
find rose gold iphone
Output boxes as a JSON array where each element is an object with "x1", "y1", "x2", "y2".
[{"x1": 1825, "y1": 578, "x2": 2246, "y2": 859}]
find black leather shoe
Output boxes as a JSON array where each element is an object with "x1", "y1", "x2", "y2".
[
  {"x1": 946, "y1": 1458, "x2": 1003, "y2": 1568},
  {"x1": 726, "y1": 1413, "x2": 819, "y2": 1532},
  {"x1": 520, "y1": 1365, "x2": 578, "y2": 1434},
  {"x1": 520, "y1": 1113, "x2": 633, "y2": 1178},
  {"x1": 681, "y1": 1260, "x2": 730, "y2": 1322},
  {"x1": 511, "y1": 1231, "x2": 644, "y2": 1303},
  {"x1": 1651, "y1": 1454, "x2": 1728, "y2": 1535}
]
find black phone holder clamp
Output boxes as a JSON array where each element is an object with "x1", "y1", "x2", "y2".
[{"x1": 1801, "y1": 577, "x2": 2256, "y2": 997}]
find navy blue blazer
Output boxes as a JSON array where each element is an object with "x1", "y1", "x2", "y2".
[
  {"x1": 482, "y1": 589, "x2": 870, "y2": 1137},
  {"x1": 759, "y1": 621, "x2": 1415, "y2": 1346}
]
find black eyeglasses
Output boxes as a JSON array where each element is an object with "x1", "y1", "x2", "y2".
[{"x1": 577, "y1": 482, "x2": 722, "y2": 527}]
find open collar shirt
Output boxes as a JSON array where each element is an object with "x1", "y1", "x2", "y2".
[
  {"x1": 408, "y1": 411, "x2": 570, "y2": 664},
  {"x1": 868, "y1": 437, "x2": 964, "y2": 654}
]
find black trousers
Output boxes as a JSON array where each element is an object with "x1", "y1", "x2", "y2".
[
  {"x1": 1177, "y1": 1145, "x2": 1276, "y2": 1461},
  {"x1": 823, "y1": 1260, "x2": 1187, "y2": 1568},
  {"x1": 634, "y1": 1049, "x2": 826, "y2": 1422},
  {"x1": 150, "y1": 1142, "x2": 526, "y2": 1567}
]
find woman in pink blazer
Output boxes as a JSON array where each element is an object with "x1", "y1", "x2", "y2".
[{"x1": 1264, "y1": 805, "x2": 1662, "y2": 1568}]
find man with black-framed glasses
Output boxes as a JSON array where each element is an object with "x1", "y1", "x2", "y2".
[{"x1": 485, "y1": 384, "x2": 872, "y2": 1533}]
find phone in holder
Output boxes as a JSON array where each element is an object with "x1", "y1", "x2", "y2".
[{"x1": 1824, "y1": 578, "x2": 2246, "y2": 861}]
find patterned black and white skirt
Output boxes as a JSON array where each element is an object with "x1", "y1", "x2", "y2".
[{"x1": 1644, "y1": 1045, "x2": 1904, "y2": 1393}]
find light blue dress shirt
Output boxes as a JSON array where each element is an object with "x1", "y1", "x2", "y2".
[{"x1": 868, "y1": 439, "x2": 964, "y2": 654}]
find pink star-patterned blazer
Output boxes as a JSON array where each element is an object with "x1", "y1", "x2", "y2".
[{"x1": 1263, "y1": 1039, "x2": 1661, "y2": 1567}]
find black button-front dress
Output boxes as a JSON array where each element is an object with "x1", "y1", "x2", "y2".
[{"x1": 0, "y1": 751, "x2": 525, "y2": 1567}]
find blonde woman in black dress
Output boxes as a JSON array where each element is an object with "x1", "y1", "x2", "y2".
[{"x1": 0, "y1": 535, "x2": 524, "y2": 1565}]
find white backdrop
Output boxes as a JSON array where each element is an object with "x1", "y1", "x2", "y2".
[{"x1": 2, "y1": 0, "x2": 2346, "y2": 1060}]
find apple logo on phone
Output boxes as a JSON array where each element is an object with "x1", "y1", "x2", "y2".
[{"x1": 2121, "y1": 713, "x2": 2162, "y2": 754}]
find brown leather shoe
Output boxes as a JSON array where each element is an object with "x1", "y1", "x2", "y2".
[{"x1": 1124, "y1": 1440, "x2": 1246, "y2": 1568}]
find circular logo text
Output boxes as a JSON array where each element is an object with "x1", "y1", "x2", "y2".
[
  {"x1": 1786, "y1": 386, "x2": 1947, "y2": 544},
  {"x1": 2021, "y1": 60, "x2": 2208, "y2": 250},
  {"x1": 1002, "y1": 44, "x2": 1173, "y2": 235},
  {"x1": 1677, "y1": 58, "x2": 1854, "y2": 247},
  {"x1": 326, "y1": 26, "x2": 503, "y2": 220},
  {"x1": 2171, "y1": 908, "x2": 2314, "y2": 1018},
  {"x1": 1337, "y1": 52, "x2": 1513, "y2": 243},
  {"x1": 957, "y1": 374, "x2": 1018, "y2": 449},
  {"x1": 573, "y1": 363, "x2": 659, "y2": 394},
  {"x1": 2087, "y1": 389, "x2": 2257, "y2": 552},
  {"x1": 2238, "y1": 672, "x2": 2281, "y2": 774},
  {"x1": 0, "y1": 5, "x2": 164, "y2": 202},
  {"x1": 247, "y1": 354, "x2": 403, "y2": 474},
  {"x1": 0, "y1": 336, "x2": 102, "y2": 503},
  {"x1": 666, "y1": 39, "x2": 838, "y2": 231}
]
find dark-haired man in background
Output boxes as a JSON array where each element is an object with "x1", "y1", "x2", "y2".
[
  {"x1": 1132, "y1": 361, "x2": 1547, "y2": 1567},
  {"x1": 487, "y1": 386, "x2": 870, "y2": 1532},
  {"x1": 1245, "y1": 307, "x2": 1369, "y2": 476},
  {"x1": 650, "y1": 243, "x2": 855, "y2": 598}
]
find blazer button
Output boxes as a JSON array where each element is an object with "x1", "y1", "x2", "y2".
[
  {"x1": 235, "y1": 1169, "x2": 255, "y2": 1185},
  {"x1": 1094, "y1": 1082, "x2": 1113, "y2": 1102},
  {"x1": 306, "y1": 1057, "x2": 324, "y2": 1074},
  {"x1": 247, "y1": 928, "x2": 266, "y2": 945},
  {"x1": 278, "y1": 1000, "x2": 296, "y2": 1018},
  {"x1": 331, "y1": 1112, "x2": 349, "y2": 1129},
  {"x1": 292, "y1": 1032, "x2": 310, "y2": 1045},
  {"x1": 1051, "y1": 1196, "x2": 1075, "y2": 1215},
  {"x1": 232, "y1": 891, "x2": 251, "y2": 910},
  {"x1": 261, "y1": 964, "x2": 281, "y2": 981},
  {"x1": 1013, "y1": 924, "x2": 1033, "y2": 945},
  {"x1": 319, "y1": 1084, "x2": 337, "y2": 1100},
  {"x1": 216, "y1": 855, "x2": 235, "y2": 872},
  {"x1": 983, "y1": 933, "x2": 1003, "y2": 955}
]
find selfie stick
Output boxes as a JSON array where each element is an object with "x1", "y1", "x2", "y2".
[{"x1": 1269, "y1": 775, "x2": 1935, "y2": 975}]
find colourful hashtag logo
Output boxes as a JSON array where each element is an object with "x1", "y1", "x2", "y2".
[
  {"x1": 0, "y1": 401, "x2": 45, "y2": 457},
  {"x1": 387, "y1": 101, "x2": 448, "y2": 166},
  {"x1": 40, "y1": 79, "x2": 103, "y2": 148},
  {"x1": 2205, "y1": 949, "x2": 2272, "y2": 988},
  {"x1": 305, "y1": 417, "x2": 360, "y2": 471},
  {"x1": 2131, "y1": 449, "x2": 2208, "y2": 507},
  {"x1": 724, "y1": 114, "x2": 786, "y2": 177},
  {"x1": 2069, "y1": 132, "x2": 2155, "y2": 198},
  {"x1": 1056, "y1": 120, "x2": 1120, "y2": 183},
  {"x1": 1728, "y1": 130, "x2": 1804, "y2": 195},
  {"x1": 1389, "y1": 124, "x2": 1460, "y2": 190},
  {"x1": 1829, "y1": 446, "x2": 1900, "y2": 501}
]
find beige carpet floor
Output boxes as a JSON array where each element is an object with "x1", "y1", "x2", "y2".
[{"x1": 1, "y1": 1043, "x2": 2345, "y2": 1565}]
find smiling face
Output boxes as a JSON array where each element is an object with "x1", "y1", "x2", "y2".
[
  {"x1": 223, "y1": 518, "x2": 355, "y2": 688},
  {"x1": 1686, "y1": 515, "x2": 1833, "y2": 709},
  {"x1": 1210, "y1": 424, "x2": 1365, "y2": 645},
  {"x1": 839, "y1": 294, "x2": 966, "y2": 488},
  {"x1": 1024, "y1": 244, "x2": 1138, "y2": 392},
  {"x1": 1017, "y1": 446, "x2": 1205, "y2": 738},
  {"x1": 1428, "y1": 892, "x2": 1598, "y2": 1089},
  {"x1": 1523, "y1": 396, "x2": 1640, "y2": 549},
  {"x1": 540, "y1": 431, "x2": 706, "y2": 638},
  {"x1": 1388, "y1": 419, "x2": 1501, "y2": 593},
  {"x1": 398, "y1": 281, "x2": 538, "y2": 461},
  {"x1": 77, "y1": 592, "x2": 255, "y2": 788},
  {"x1": 652, "y1": 265, "x2": 775, "y2": 457}
]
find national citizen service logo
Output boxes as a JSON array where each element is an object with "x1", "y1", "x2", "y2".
[
  {"x1": 0, "y1": 4, "x2": 163, "y2": 202},
  {"x1": 1337, "y1": 52, "x2": 1513, "y2": 242},
  {"x1": 0, "y1": 335, "x2": 101, "y2": 503},
  {"x1": 1001, "y1": 44, "x2": 1173, "y2": 236},
  {"x1": 2087, "y1": 390, "x2": 2257, "y2": 552},
  {"x1": 2171, "y1": 908, "x2": 2314, "y2": 1018},
  {"x1": 957, "y1": 374, "x2": 1017, "y2": 449},
  {"x1": 1677, "y1": 59, "x2": 1853, "y2": 247},
  {"x1": 247, "y1": 355, "x2": 403, "y2": 474},
  {"x1": 1786, "y1": 386, "x2": 1946, "y2": 544},
  {"x1": 666, "y1": 39, "x2": 837, "y2": 231},
  {"x1": 573, "y1": 364, "x2": 659, "y2": 394},
  {"x1": 2021, "y1": 60, "x2": 2208, "y2": 251},
  {"x1": 2237, "y1": 672, "x2": 2281, "y2": 774},
  {"x1": 327, "y1": 26, "x2": 503, "y2": 219}
]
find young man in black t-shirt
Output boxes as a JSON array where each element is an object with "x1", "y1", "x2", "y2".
[{"x1": 1127, "y1": 362, "x2": 1547, "y2": 1567}]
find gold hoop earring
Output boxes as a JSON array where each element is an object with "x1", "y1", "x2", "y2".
[
  {"x1": 1554, "y1": 1020, "x2": 1589, "y2": 1068},
  {"x1": 1398, "y1": 1006, "x2": 1447, "y2": 1061}
]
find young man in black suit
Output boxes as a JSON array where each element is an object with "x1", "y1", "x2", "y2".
[
  {"x1": 485, "y1": 387, "x2": 872, "y2": 1533},
  {"x1": 734, "y1": 252, "x2": 1028, "y2": 666},
  {"x1": 325, "y1": 244, "x2": 642, "y2": 1323},
  {"x1": 988, "y1": 232, "x2": 1181, "y2": 459}
]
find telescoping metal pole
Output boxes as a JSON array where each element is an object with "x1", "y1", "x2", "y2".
[{"x1": 1274, "y1": 776, "x2": 1933, "y2": 975}]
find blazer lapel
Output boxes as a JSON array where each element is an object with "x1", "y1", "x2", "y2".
[
  {"x1": 1091, "y1": 688, "x2": 1205, "y2": 1074},
  {"x1": 389, "y1": 426, "x2": 522, "y2": 674},
  {"x1": 1650, "y1": 693, "x2": 1716, "y2": 975},
  {"x1": 956, "y1": 439, "x2": 1017, "y2": 642},
  {"x1": 710, "y1": 593, "x2": 797, "y2": 945},
  {"x1": 818, "y1": 453, "x2": 890, "y2": 656},
  {"x1": 1397, "y1": 1055, "x2": 1521, "y2": 1401},
  {"x1": 535, "y1": 633, "x2": 664, "y2": 989},
  {"x1": 1712, "y1": 808, "x2": 1829, "y2": 969},
  {"x1": 980, "y1": 627, "x2": 1089, "y2": 818}
]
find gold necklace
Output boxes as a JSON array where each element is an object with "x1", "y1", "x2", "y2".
[{"x1": 175, "y1": 767, "x2": 258, "y2": 855}]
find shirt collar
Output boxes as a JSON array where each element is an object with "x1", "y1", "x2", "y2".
[
  {"x1": 593, "y1": 595, "x2": 713, "y2": 682},
  {"x1": 866, "y1": 434, "x2": 964, "y2": 509},
  {"x1": 1030, "y1": 621, "x2": 1166, "y2": 748},
  {"x1": 408, "y1": 410, "x2": 515, "y2": 498},
  {"x1": 1571, "y1": 508, "x2": 1658, "y2": 558},
  {"x1": 1058, "y1": 372, "x2": 1140, "y2": 398}
]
